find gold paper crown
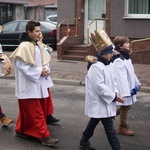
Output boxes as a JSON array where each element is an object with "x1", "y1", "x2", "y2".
[{"x1": 90, "y1": 29, "x2": 112, "y2": 53}]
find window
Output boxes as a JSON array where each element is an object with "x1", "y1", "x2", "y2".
[
  {"x1": 125, "y1": 0, "x2": 150, "y2": 19},
  {"x1": 18, "y1": 21, "x2": 27, "y2": 31},
  {"x1": 0, "y1": 4, "x2": 14, "y2": 24},
  {"x1": 88, "y1": 0, "x2": 105, "y2": 20},
  {"x1": 3, "y1": 21, "x2": 18, "y2": 32}
]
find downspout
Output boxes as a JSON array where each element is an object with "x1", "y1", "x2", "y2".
[{"x1": 24, "y1": 5, "x2": 27, "y2": 19}]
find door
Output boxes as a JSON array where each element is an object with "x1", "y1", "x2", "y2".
[{"x1": 84, "y1": 0, "x2": 106, "y2": 44}]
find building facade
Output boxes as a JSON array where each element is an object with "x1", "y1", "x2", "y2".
[
  {"x1": 25, "y1": 0, "x2": 57, "y2": 21},
  {"x1": 0, "y1": 0, "x2": 57, "y2": 25},
  {"x1": 57, "y1": 0, "x2": 150, "y2": 63},
  {"x1": 0, "y1": 0, "x2": 27, "y2": 25}
]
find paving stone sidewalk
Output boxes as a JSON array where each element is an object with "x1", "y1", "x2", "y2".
[
  {"x1": 50, "y1": 52, "x2": 150, "y2": 87},
  {"x1": 3, "y1": 51, "x2": 150, "y2": 88}
]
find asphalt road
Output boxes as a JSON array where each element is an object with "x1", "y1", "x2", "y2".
[{"x1": 0, "y1": 79, "x2": 150, "y2": 150}]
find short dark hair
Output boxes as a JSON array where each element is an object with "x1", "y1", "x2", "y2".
[
  {"x1": 113, "y1": 36, "x2": 129, "y2": 51},
  {"x1": 25, "y1": 20, "x2": 40, "y2": 33}
]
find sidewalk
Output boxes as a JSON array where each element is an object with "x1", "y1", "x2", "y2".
[
  {"x1": 50, "y1": 51, "x2": 150, "y2": 90},
  {"x1": 3, "y1": 51, "x2": 150, "y2": 91}
]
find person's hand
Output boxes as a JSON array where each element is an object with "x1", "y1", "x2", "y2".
[
  {"x1": 131, "y1": 85, "x2": 141, "y2": 96},
  {"x1": 41, "y1": 67, "x2": 48, "y2": 76},
  {"x1": 115, "y1": 94, "x2": 124, "y2": 103}
]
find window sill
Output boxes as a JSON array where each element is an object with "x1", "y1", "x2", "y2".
[{"x1": 123, "y1": 17, "x2": 150, "y2": 20}]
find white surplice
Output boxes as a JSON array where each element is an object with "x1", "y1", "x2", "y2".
[
  {"x1": 113, "y1": 58, "x2": 141, "y2": 106},
  {"x1": 14, "y1": 45, "x2": 53, "y2": 99},
  {"x1": 85, "y1": 61, "x2": 118, "y2": 118}
]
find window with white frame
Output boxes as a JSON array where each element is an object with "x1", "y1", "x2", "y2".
[{"x1": 125, "y1": 0, "x2": 150, "y2": 19}]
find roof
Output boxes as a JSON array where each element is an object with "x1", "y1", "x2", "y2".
[
  {"x1": 27, "y1": 0, "x2": 57, "y2": 6},
  {"x1": 0, "y1": 0, "x2": 28, "y2": 4}
]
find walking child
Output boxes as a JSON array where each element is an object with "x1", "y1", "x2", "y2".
[
  {"x1": 80, "y1": 29, "x2": 124, "y2": 150},
  {"x1": 111, "y1": 36, "x2": 141, "y2": 136}
]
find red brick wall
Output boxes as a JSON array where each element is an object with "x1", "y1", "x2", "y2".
[
  {"x1": 59, "y1": 0, "x2": 84, "y2": 43},
  {"x1": 130, "y1": 39, "x2": 150, "y2": 64}
]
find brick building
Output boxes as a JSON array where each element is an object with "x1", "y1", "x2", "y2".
[{"x1": 57, "y1": 0, "x2": 150, "y2": 64}]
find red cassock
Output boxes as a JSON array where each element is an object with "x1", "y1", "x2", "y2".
[{"x1": 15, "y1": 89, "x2": 54, "y2": 139}]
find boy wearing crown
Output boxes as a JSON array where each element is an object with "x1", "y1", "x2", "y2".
[{"x1": 79, "y1": 29, "x2": 124, "y2": 150}]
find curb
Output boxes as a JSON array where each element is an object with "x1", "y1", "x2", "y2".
[
  {"x1": 140, "y1": 86, "x2": 150, "y2": 92},
  {"x1": 52, "y1": 78, "x2": 85, "y2": 86},
  {"x1": 0, "y1": 75, "x2": 85, "y2": 86},
  {"x1": 0, "y1": 75, "x2": 15, "y2": 80},
  {"x1": 1, "y1": 75, "x2": 149, "y2": 92}
]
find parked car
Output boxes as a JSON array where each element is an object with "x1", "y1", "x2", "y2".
[
  {"x1": 0, "y1": 20, "x2": 57, "y2": 51},
  {"x1": 45, "y1": 14, "x2": 57, "y2": 25}
]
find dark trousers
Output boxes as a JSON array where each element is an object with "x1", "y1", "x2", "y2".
[{"x1": 81, "y1": 118, "x2": 121, "y2": 150}]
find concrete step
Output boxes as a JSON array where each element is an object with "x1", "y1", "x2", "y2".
[
  {"x1": 69, "y1": 44, "x2": 88, "y2": 50},
  {"x1": 65, "y1": 49, "x2": 87, "y2": 56},
  {"x1": 62, "y1": 44, "x2": 88, "y2": 61},
  {"x1": 62, "y1": 55, "x2": 85, "y2": 61}
]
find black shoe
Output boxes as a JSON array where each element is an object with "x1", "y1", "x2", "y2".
[
  {"x1": 46, "y1": 115, "x2": 60, "y2": 124},
  {"x1": 80, "y1": 139, "x2": 96, "y2": 150}
]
